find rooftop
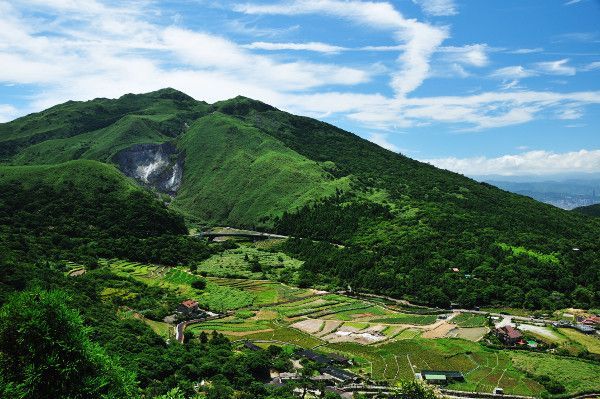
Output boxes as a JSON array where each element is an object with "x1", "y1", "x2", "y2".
[
  {"x1": 498, "y1": 326, "x2": 523, "y2": 339},
  {"x1": 181, "y1": 299, "x2": 198, "y2": 309}
]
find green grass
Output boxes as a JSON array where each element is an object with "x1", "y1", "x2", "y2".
[
  {"x1": 171, "y1": 112, "x2": 349, "y2": 226},
  {"x1": 143, "y1": 318, "x2": 172, "y2": 339},
  {"x1": 371, "y1": 314, "x2": 438, "y2": 325},
  {"x1": 451, "y1": 313, "x2": 489, "y2": 327},
  {"x1": 327, "y1": 304, "x2": 389, "y2": 321},
  {"x1": 200, "y1": 282, "x2": 254, "y2": 312},
  {"x1": 208, "y1": 277, "x2": 312, "y2": 306}
]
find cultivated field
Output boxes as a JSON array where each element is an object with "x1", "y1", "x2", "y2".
[{"x1": 98, "y1": 258, "x2": 600, "y2": 398}]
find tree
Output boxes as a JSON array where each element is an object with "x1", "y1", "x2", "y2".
[
  {"x1": 0, "y1": 290, "x2": 137, "y2": 398},
  {"x1": 249, "y1": 258, "x2": 262, "y2": 273},
  {"x1": 572, "y1": 286, "x2": 593, "y2": 309},
  {"x1": 191, "y1": 279, "x2": 207, "y2": 290},
  {"x1": 394, "y1": 380, "x2": 440, "y2": 399}
]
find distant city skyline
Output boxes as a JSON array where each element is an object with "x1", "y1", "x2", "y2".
[{"x1": 0, "y1": 0, "x2": 599, "y2": 176}]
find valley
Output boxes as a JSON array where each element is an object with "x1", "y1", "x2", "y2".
[{"x1": 62, "y1": 235, "x2": 600, "y2": 398}]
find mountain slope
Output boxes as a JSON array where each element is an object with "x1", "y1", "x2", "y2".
[
  {"x1": 1, "y1": 89, "x2": 599, "y2": 309},
  {"x1": 0, "y1": 160, "x2": 186, "y2": 239},
  {"x1": 172, "y1": 112, "x2": 349, "y2": 225}
]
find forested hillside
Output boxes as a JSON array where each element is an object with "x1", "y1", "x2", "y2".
[
  {"x1": 1, "y1": 88, "x2": 598, "y2": 310},
  {"x1": 574, "y1": 203, "x2": 600, "y2": 217}
]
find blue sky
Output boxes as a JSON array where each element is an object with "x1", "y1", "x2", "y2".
[{"x1": 0, "y1": 0, "x2": 599, "y2": 176}]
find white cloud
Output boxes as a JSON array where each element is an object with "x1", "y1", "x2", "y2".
[
  {"x1": 422, "y1": 150, "x2": 600, "y2": 176},
  {"x1": 557, "y1": 107, "x2": 583, "y2": 120},
  {"x1": 509, "y1": 48, "x2": 544, "y2": 54},
  {"x1": 582, "y1": 61, "x2": 600, "y2": 71},
  {"x1": 243, "y1": 41, "x2": 347, "y2": 53},
  {"x1": 367, "y1": 132, "x2": 399, "y2": 152},
  {"x1": 412, "y1": 0, "x2": 457, "y2": 16},
  {"x1": 281, "y1": 89, "x2": 600, "y2": 130},
  {"x1": 234, "y1": 0, "x2": 449, "y2": 97},
  {"x1": 0, "y1": 0, "x2": 372, "y2": 113},
  {"x1": 0, "y1": 0, "x2": 599, "y2": 139},
  {"x1": 440, "y1": 44, "x2": 489, "y2": 67},
  {"x1": 499, "y1": 80, "x2": 523, "y2": 90},
  {"x1": 490, "y1": 65, "x2": 537, "y2": 79},
  {"x1": 535, "y1": 59, "x2": 576, "y2": 76},
  {"x1": 161, "y1": 28, "x2": 370, "y2": 91},
  {"x1": 564, "y1": 0, "x2": 585, "y2": 5}
]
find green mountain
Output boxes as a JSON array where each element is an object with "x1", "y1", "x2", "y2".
[
  {"x1": 574, "y1": 203, "x2": 600, "y2": 217},
  {"x1": 1, "y1": 88, "x2": 598, "y2": 309}
]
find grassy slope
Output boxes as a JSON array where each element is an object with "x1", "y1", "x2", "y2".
[
  {"x1": 0, "y1": 159, "x2": 137, "y2": 193},
  {"x1": 12, "y1": 115, "x2": 170, "y2": 164},
  {"x1": 172, "y1": 112, "x2": 348, "y2": 226}
]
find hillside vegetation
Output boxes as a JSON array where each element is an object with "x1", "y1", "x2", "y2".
[{"x1": 1, "y1": 88, "x2": 599, "y2": 310}]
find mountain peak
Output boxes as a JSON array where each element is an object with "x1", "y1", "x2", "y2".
[
  {"x1": 213, "y1": 95, "x2": 277, "y2": 116},
  {"x1": 140, "y1": 87, "x2": 196, "y2": 102}
]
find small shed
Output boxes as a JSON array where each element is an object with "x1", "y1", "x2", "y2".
[
  {"x1": 243, "y1": 341, "x2": 262, "y2": 351},
  {"x1": 422, "y1": 373, "x2": 447, "y2": 384}
]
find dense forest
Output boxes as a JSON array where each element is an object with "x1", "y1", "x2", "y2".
[{"x1": 574, "y1": 203, "x2": 600, "y2": 217}]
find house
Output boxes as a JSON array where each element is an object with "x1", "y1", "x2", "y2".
[
  {"x1": 574, "y1": 324, "x2": 596, "y2": 334},
  {"x1": 177, "y1": 299, "x2": 199, "y2": 314},
  {"x1": 322, "y1": 367, "x2": 361, "y2": 384},
  {"x1": 582, "y1": 316, "x2": 600, "y2": 325},
  {"x1": 176, "y1": 299, "x2": 206, "y2": 319},
  {"x1": 493, "y1": 387, "x2": 504, "y2": 395},
  {"x1": 327, "y1": 353, "x2": 352, "y2": 366},
  {"x1": 297, "y1": 349, "x2": 332, "y2": 365},
  {"x1": 496, "y1": 326, "x2": 523, "y2": 345},
  {"x1": 421, "y1": 370, "x2": 465, "y2": 385}
]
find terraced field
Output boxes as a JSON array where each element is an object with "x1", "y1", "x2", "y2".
[
  {"x1": 208, "y1": 277, "x2": 312, "y2": 306},
  {"x1": 451, "y1": 313, "x2": 489, "y2": 327},
  {"x1": 371, "y1": 314, "x2": 438, "y2": 325},
  {"x1": 102, "y1": 259, "x2": 252, "y2": 311},
  {"x1": 329, "y1": 339, "x2": 545, "y2": 396},
  {"x1": 197, "y1": 246, "x2": 303, "y2": 281},
  {"x1": 557, "y1": 328, "x2": 600, "y2": 354},
  {"x1": 510, "y1": 351, "x2": 600, "y2": 395}
]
